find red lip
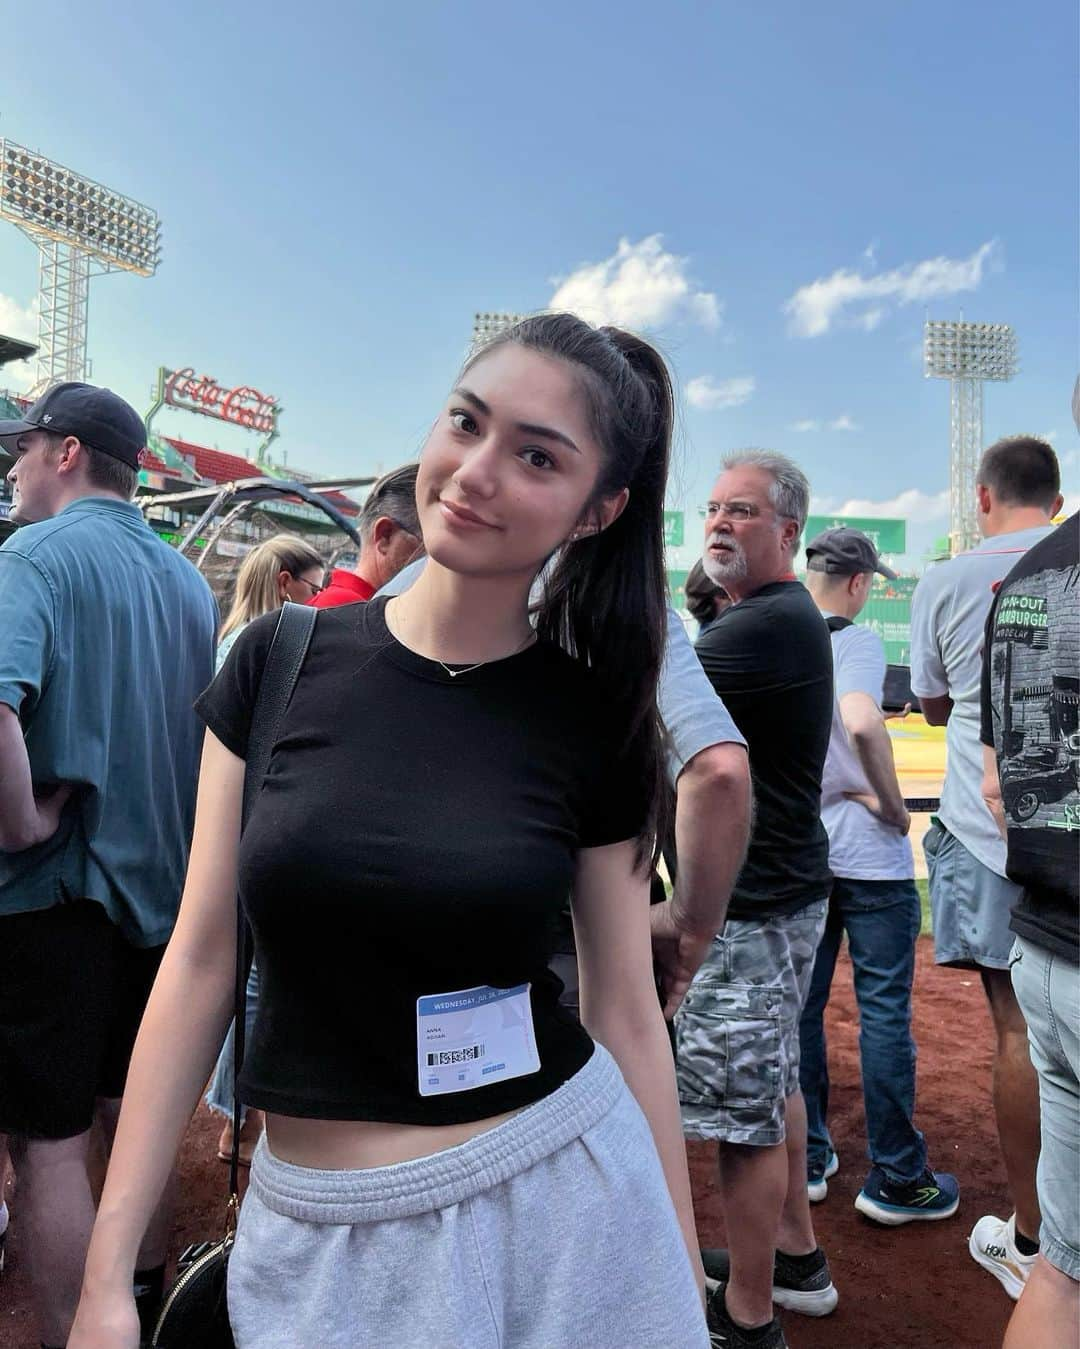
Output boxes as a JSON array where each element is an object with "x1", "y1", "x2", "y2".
[{"x1": 439, "y1": 498, "x2": 498, "y2": 529}]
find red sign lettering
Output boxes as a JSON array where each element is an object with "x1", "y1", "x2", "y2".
[{"x1": 162, "y1": 367, "x2": 279, "y2": 436}]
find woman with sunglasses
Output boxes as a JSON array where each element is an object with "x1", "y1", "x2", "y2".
[
  {"x1": 216, "y1": 533, "x2": 326, "y2": 665},
  {"x1": 206, "y1": 532, "x2": 325, "y2": 1167}
]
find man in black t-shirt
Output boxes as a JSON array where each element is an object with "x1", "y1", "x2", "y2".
[
  {"x1": 979, "y1": 512, "x2": 1079, "y2": 1339},
  {"x1": 676, "y1": 451, "x2": 835, "y2": 1349}
]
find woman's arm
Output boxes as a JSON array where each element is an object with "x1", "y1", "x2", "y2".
[
  {"x1": 572, "y1": 842, "x2": 704, "y2": 1296},
  {"x1": 70, "y1": 733, "x2": 244, "y2": 1345}
]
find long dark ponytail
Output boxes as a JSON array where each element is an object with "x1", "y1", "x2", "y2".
[{"x1": 463, "y1": 313, "x2": 673, "y2": 864}]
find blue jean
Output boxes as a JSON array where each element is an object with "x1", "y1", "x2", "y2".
[
  {"x1": 206, "y1": 961, "x2": 260, "y2": 1123},
  {"x1": 1011, "y1": 937, "x2": 1079, "y2": 1280},
  {"x1": 798, "y1": 878, "x2": 927, "y2": 1184}
]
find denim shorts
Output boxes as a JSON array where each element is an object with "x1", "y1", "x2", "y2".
[
  {"x1": 1011, "y1": 937, "x2": 1080, "y2": 1281},
  {"x1": 676, "y1": 899, "x2": 828, "y2": 1147},
  {"x1": 924, "y1": 819, "x2": 1021, "y2": 969},
  {"x1": 228, "y1": 1044, "x2": 708, "y2": 1348}
]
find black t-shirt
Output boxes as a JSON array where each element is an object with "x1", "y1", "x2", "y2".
[
  {"x1": 695, "y1": 580, "x2": 833, "y2": 919},
  {"x1": 194, "y1": 598, "x2": 647, "y2": 1124},
  {"x1": 980, "y1": 513, "x2": 1079, "y2": 962}
]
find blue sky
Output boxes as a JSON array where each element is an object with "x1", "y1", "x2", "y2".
[{"x1": 1, "y1": 0, "x2": 1076, "y2": 570}]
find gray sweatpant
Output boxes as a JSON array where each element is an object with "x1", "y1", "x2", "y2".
[{"x1": 228, "y1": 1044, "x2": 708, "y2": 1348}]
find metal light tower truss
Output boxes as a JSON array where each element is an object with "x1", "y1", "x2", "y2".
[
  {"x1": 924, "y1": 320, "x2": 1017, "y2": 555},
  {"x1": 471, "y1": 312, "x2": 526, "y2": 352},
  {"x1": 0, "y1": 139, "x2": 161, "y2": 395}
]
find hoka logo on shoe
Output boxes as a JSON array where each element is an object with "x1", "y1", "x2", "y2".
[{"x1": 985, "y1": 1244, "x2": 1008, "y2": 1258}]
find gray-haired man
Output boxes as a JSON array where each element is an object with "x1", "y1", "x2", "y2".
[{"x1": 681, "y1": 451, "x2": 836, "y2": 1349}]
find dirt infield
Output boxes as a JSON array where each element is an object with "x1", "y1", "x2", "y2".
[
  {"x1": 689, "y1": 939, "x2": 1013, "y2": 1349},
  {"x1": 0, "y1": 938, "x2": 1012, "y2": 1349}
]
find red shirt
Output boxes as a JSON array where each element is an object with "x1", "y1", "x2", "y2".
[{"x1": 308, "y1": 570, "x2": 376, "y2": 610}]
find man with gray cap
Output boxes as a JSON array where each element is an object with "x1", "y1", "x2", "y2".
[
  {"x1": 800, "y1": 527, "x2": 959, "y2": 1227},
  {"x1": 0, "y1": 383, "x2": 217, "y2": 1347}
]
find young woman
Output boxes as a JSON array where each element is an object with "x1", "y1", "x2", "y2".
[
  {"x1": 216, "y1": 533, "x2": 326, "y2": 665},
  {"x1": 70, "y1": 314, "x2": 709, "y2": 1348},
  {"x1": 206, "y1": 533, "x2": 326, "y2": 1169}
]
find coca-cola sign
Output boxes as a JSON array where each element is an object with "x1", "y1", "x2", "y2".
[{"x1": 161, "y1": 367, "x2": 280, "y2": 436}]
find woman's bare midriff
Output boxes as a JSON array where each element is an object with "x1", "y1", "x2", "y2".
[{"x1": 264, "y1": 1107, "x2": 525, "y2": 1170}]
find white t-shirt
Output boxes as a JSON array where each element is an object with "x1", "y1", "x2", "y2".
[
  {"x1": 909, "y1": 526, "x2": 1054, "y2": 875},
  {"x1": 821, "y1": 620, "x2": 914, "y2": 880}
]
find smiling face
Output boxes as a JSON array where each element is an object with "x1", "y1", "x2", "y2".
[
  {"x1": 417, "y1": 344, "x2": 625, "y2": 580},
  {"x1": 702, "y1": 464, "x2": 801, "y2": 599}
]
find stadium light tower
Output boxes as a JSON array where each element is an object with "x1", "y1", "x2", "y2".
[
  {"x1": 471, "y1": 312, "x2": 525, "y2": 351},
  {"x1": 0, "y1": 139, "x2": 161, "y2": 396},
  {"x1": 924, "y1": 319, "x2": 1017, "y2": 555}
]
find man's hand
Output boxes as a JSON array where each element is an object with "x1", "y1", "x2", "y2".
[
  {"x1": 884, "y1": 702, "x2": 912, "y2": 722},
  {"x1": 844, "y1": 791, "x2": 911, "y2": 835},
  {"x1": 650, "y1": 899, "x2": 715, "y2": 1019},
  {"x1": 31, "y1": 782, "x2": 73, "y2": 847}
]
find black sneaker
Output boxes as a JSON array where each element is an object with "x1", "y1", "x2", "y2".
[
  {"x1": 702, "y1": 1245, "x2": 838, "y2": 1317},
  {"x1": 854, "y1": 1165, "x2": 960, "y2": 1226},
  {"x1": 706, "y1": 1285, "x2": 787, "y2": 1349}
]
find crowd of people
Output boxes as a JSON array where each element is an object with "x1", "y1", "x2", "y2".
[{"x1": 0, "y1": 320, "x2": 1073, "y2": 1349}]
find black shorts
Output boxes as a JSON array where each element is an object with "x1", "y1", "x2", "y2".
[{"x1": 0, "y1": 899, "x2": 166, "y2": 1140}]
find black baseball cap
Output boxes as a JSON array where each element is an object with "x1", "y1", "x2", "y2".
[
  {"x1": 805, "y1": 526, "x2": 898, "y2": 579},
  {"x1": 0, "y1": 382, "x2": 146, "y2": 468}
]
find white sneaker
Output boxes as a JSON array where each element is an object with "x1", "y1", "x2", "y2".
[
  {"x1": 807, "y1": 1149, "x2": 839, "y2": 1204},
  {"x1": 968, "y1": 1213, "x2": 1037, "y2": 1300}
]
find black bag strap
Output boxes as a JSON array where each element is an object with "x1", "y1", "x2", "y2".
[
  {"x1": 227, "y1": 602, "x2": 317, "y2": 1201},
  {"x1": 825, "y1": 615, "x2": 854, "y2": 633}
]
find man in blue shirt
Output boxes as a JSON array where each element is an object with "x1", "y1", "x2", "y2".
[{"x1": 0, "y1": 384, "x2": 217, "y2": 1349}]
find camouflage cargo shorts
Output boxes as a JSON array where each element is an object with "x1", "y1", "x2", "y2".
[{"x1": 676, "y1": 899, "x2": 828, "y2": 1147}]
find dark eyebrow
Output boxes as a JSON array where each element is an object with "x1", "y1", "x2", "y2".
[{"x1": 452, "y1": 386, "x2": 580, "y2": 454}]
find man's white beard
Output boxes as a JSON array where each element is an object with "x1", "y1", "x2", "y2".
[{"x1": 702, "y1": 534, "x2": 748, "y2": 586}]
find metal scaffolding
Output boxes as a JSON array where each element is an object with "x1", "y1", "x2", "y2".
[
  {"x1": 0, "y1": 139, "x2": 160, "y2": 397},
  {"x1": 34, "y1": 239, "x2": 93, "y2": 392},
  {"x1": 924, "y1": 320, "x2": 1017, "y2": 555},
  {"x1": 947, "y1": 376, "x2": 983, "y2": 555}
]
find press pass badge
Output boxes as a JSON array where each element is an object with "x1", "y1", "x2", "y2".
[{"x1": 416, "y1": 983, "x2": 540, "y2": 1097}]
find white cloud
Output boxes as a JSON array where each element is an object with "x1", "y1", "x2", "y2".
[
  {"x1": 806, "y1": 485, "x2": 952, "y2": 572},
  {"x1": 686, "y1": 374, "x2": 755, "y2": 411},
  {"x1": 0, "y1": 293, "x2": 38, "y2": 393},
  {"x1": 813, "y1": 486, "x2": 950, "y2": 523},
  {"x1": 549, "y1": 235, "x2": 721, "y2": 331},
  {"x1": 784, "y1": 240, "x2": 998, "y2": 338},
  {"x1": 789, "y1": 415, "x2": 860, "y2": 432},
  {"x1": 855, "y1": 306, "x2": 887, "y2": 332},
  {"x1": 862, "y1": 239, "x2": 879, "y2": 267}
]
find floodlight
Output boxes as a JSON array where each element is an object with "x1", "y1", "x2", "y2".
[
  {"x1": 471, "y1": 312, "x2": 526, "y2": 350},
  {"x1": 0, "y1": 138, "x2": 161, "y2": 393},
  {"x1": 924, "y1": 319, "x2": 1018, "y2": 555}
]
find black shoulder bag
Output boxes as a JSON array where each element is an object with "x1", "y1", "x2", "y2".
[{"x1": 152, "y1": 602, "x2": 317, "y2": 1349}]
